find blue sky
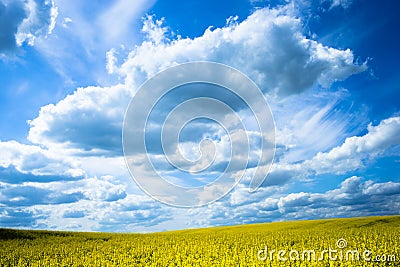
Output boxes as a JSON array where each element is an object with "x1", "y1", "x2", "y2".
[{"x1": 0, "y1": 0, "x2": 399, "y2": 231}]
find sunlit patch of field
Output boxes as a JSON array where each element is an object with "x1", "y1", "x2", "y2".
[{"x1": 1, "y1": 215, "x2": 399, "y2": 266}]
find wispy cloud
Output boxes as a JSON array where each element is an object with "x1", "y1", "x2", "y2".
[{"x1": 34, "y1": 0, "x2": 155, "y2": 85}]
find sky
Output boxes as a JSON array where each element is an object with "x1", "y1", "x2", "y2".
[{"x1": 0, "y1": 0, "x2": 399, "y2": 232}]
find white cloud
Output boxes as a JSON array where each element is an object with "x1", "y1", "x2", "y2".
[
  {"x1": 0, "y1": 140, "x2": 83, "y2": 176},
  {"x1": 61, "y1": 16, "x2": 71, "y2": 28},
  {"x1": 253, "y1": 115, "x2": 400, "y2": 187},
  {"x1": 15, "y1": 0, "x2": 58, "y2": 45},
  {"x1": 28, "y1": 5, "x2": 367, "y2": 158},
  {"x1": 188, "y1": 176, "x2": 400, "y2": 227},
  {"x1": 272, "y1": 88, "x2": 369, "y2": 163},
  {"x1": 11, "y1": 4, "x2": 372, "y2": 211},
  {"x1": 307, "y1": 116, "x2": 400, "y2": 175},
  {"x1": 278, "y1": 191, "x2": 311, "y2": 213},
  {"x1": 140, "y1": 14, "x2": 169, "y2": 45},
  {"x1": 328, "y1": 0, "x2": 354, "y2": 9},
  {"x1": 0, "y1": 0, "x2": 57, "y2": 55},
  {"x1": 0, "y1": 163, "x2": 170, "y2": 231},
  {"x1": 118, "y1": 8, "x2": 366, "y2": 96},
  {"x1": 3, "y1": 112, "x2": 398, "y2": 230},
  {"x1": 98, "y1": 0, "x2": 156, "y2": 47},
  {"x1": 27, "y1": 84, "x2": 132, "y2": 155},
  {"x1": 0, "y1": 206, "x2": 47, "y2": 228},
  {"x1": 106, "y1": 48, "x2": 119, "y2": 74}
]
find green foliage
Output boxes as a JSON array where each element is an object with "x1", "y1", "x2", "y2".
[{"x1": 0, "y1": 216, "x2": 399, "y2": 266}]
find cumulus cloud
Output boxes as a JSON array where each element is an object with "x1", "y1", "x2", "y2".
[
  {"x1": 278, "y1": 176, "x2": 400, "y2": 218},
  {"x1": 0, "y1": 191, "x2": 170, "y2": 231},
  {"x1": 62, "y1": 210, "x2": 84, "y2": 219},
  {"x1": 188, "y1": 176, "x2": 400, "y2": 227},
  {"x1": 0, "y1": 165, "x2": 83, "y2": 184},
  {"x1": 0, "y1": 182, "x2": 84, "y2": 207},
  {"x1": 0, "y1": 138, "x2": 170, "y2": 230},
  {"x1": 27, "y1": 84, "x2": 132, "y2": 155},
  {"x1": 0, "y1": 173, "x2": 128, "y2": 206},
  {"x1": 0, "y1": 207, "x2": 47, "y2": 228},
  {"x1": 306, "y1": 116, "x2": 400, "y2": 175},
  {"x1": 0, "y1": 140, "x2": 84, "y2": 176},
  {"x1": 0, "y1": 162, "x2": 172, "y2": 231},
  {"x1": 0, "y1": 0, "x2": 57, "y2": 55},
  {"x1": 15, "y1": 4, "x2": 372, "y2": 212},
  {"x1": 118, "y1": 8, "x2": 366, "y2": 96},
  {"x1": 28, "y1": 6, "x2": 366, "y2": 157},
  {"x1": 95, "y1": 195, "x2": 171, "y2": 231},
  {"x1": 251, "y1": 115, "x2": 400, "y2": 188},
  {"x1": 189, "y1": 116, "x2": 400, "y2": 226}
]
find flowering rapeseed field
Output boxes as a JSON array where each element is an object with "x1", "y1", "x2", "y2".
[{"x1": 1, "y1": 215, "x2": 399, "y2": 266}]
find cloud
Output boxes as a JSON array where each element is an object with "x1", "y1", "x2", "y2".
[
  {"x1": 78, "y1": 177, "x2": 127, "y2": 202},
  {"x1": 28, "y1": 5, "x2": 366, "y2": 157},
  {"x1": 95, "y1": 195, "x2": 171, "y2": 231},
  {"x1": 0, "y1": 182, "x2": 85, "y2": 207},
  {"x1": 272, "y1": 88, "x2": 369, "y2": 163},
  {"x1": 14, "y1": 4, "x2": 371, "y2": 210},
  {"x1": 0, "y1": 165, "x2": 83, "y2": 184},
  {"x1": 62, "y1": 210, "x2": 84, "y2": 218},
  {"x1": 0, "y1": 192, "x2": 171, "y2": 231},
  {"x1": 306, "y1": 116, "x2": 400, "y2": 175},
  {"x1": 0, "y1": 207, "x2": 47, "y2": 228},
  {"x1": 13, "y1": 195, "x2": 169, "y2": 231},
  {"x1": 27, "y1": 84, "x2": 132, "y2": 155},
  {"x1": 15, "y1": 0, "x2": 57, "y2": 45},
  {"x1": 328, "y1": 0, "x2": 354, "y2": 9},
  {"x1": 0, "y1": 140, "x2": 84, "y2": 176},
  {"x1": 251, "y1": 115, "x2": 400, "y2": 188},
  {"x1": 0, "y1": 164, "x2": 168, "y2": 231},
  {"x1": 278, "y1": 176, "x2": 400, "y2": 217},
  {"x1": 117, "y1": 7, "x2": 366, "y2": 96},
  {"x1": 97, "y1": 0, "x2": 156, "y2": 47},
  {"x1": 0, "y1": 1, "x2": 26, "y2": 52},
  {"x1": 188, "y1": 176, "x2": 400, "y2": 227},
  {"x1": 33, "y1": 0, "x2": 155, "y2": 85},
  {"x1": 195, "y1": 114, "x2": 400, "y2": 226},
  {"x1": 0, "y1": 152, "x2": 127, "y2": 208},
  {"x1": 0, "y1": 0, "x2": 57, "y2": 56}
]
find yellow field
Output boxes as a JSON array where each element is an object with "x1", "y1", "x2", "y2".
[{"x1": 1, "y1": 215, "x2": 399, "y2": 266}]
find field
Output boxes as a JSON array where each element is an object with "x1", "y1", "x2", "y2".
[{"x1": 0, "y1": 215, "x2": 399, "y2": 266}]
